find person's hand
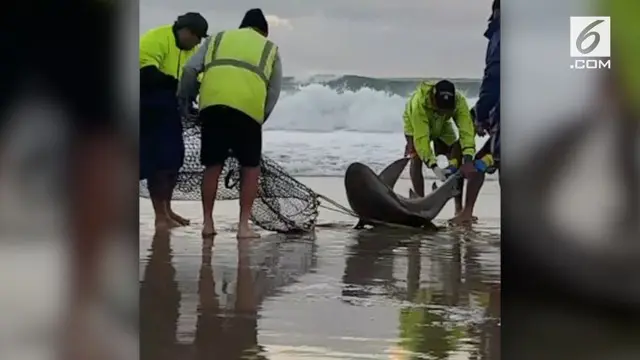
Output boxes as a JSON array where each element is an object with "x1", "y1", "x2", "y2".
[
  {"x1": 428, "y1": 163, "x2": 448, "y2": 181},
  {"x1": 444, "y1": 165, "x2": 458, "y2": 177},
  {"x1": 474, "y1": 159, "x2": 489, "y2": 172},
  {"x1": 474, "y1": 121, "x2": 487, "y2": 136}
]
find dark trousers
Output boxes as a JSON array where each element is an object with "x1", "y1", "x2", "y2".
[{"x1": 139, "y1": 90, "x2": 184, "y2": 180}]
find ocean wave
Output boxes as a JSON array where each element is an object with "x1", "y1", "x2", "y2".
[
  {"x1": 263, "y1": 83, "x2": 477, "y2": 133},
  {"x1": 184, "y1": 77, "x2": 483, "y2": 177},
  {"x1": 282, "y1": 74, "x2": 481, "y2": 97}
]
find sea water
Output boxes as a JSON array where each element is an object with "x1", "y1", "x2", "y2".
[{"x1": 256, "y1": 76, "x2": 488, "y2": 178}]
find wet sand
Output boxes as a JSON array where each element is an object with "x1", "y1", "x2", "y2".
[{"x1": 140, "y1": 177, "x2": 501, "y2": 359}]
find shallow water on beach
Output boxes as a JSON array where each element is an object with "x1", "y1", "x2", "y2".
[{"x1": 140, "y1": 219, "x2": 500, "y2": 360}]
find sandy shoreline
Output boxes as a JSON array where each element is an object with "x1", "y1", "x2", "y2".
[
  {"x1": 140, "y1": 176, "x2": 500, "y2": 234},
  {"x1": 140, "y1": 176, "x2": 500, "y2": 359}
]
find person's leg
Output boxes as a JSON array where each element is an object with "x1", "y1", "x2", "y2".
[
  {"x1": 405, "y1": 135, "x2": 425, "y2": 197},
  {"x1": 201, "y1": 165, "x2": 223, "y2": 236},
  {"x1": 450, "y1": 142, "x2": 464, "y2": 215},
  {"x1": 438, "y1": 122, "x2": 464, "y2": 214},
  {"x1": 434, "y1": 139, "x2": 463, "y2": 214},
  {"x1": 231, "y1": 111, "x2": 262, "y2": 239},
  {"x1": 409, "y1": 157, "x2": 425, "y2": 197},
  {"x1": 450, "y1": 140, "x2": 491, "y2": 224},
  {"x1": 199, "y1": 107, "x2": 230, "y2": 237},
  {"x1": 140, "y1": 108, "x2": 177, "y2": 229},
  {"x1": 166, "y1": 171, "x2": 190, "y2": 226},
  {"x1": 148, "y1": 173, "x2": 178, "y2": 229},
  {"x1": 163, "y1": 110, "x2": 189, "y2": 226},
  {"x1": 144, "y1": 137, "x2": 179, "y2": 229}
]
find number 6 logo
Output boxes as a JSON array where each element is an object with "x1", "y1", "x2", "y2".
[
  {"x1": 570, "y1": 16, "x2": 610, "y2": 58},
  {"x1": 576, "y1": 19, "x2": 604, "y2": 55}
]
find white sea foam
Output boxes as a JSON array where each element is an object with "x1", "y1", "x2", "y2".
[{"x1": 253, "y1": 84, "x2": 488, "y2": 177}]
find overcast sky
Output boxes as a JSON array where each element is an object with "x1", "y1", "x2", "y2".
[{"x1": 140, "y1": 0, "x2": 494, "y2": 77}]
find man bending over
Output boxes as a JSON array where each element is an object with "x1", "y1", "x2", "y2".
[{"x1": 403, "y1": 80, "x2": 477, "y2": 217}]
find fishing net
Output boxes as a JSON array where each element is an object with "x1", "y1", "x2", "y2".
[{"x1": 139, "y1": 117, "x2": 324, "y2": 233}]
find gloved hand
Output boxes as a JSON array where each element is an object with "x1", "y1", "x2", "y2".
[
  {"x1": 443, "y1": 165, "x2": 458, "y2": 177},
  {"x1": 474, "y1": 158, "x2": 497, "y2": 174},
  {"x1": 428, "y1": 162, "x2": 447, "y2": 181},
  {"x1": 474, "y1": 159, "x2": 489, "y2": 172}
]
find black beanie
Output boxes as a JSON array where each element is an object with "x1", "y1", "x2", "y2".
[
  {"x1": 175, "y1": 12, "x2": 209, "y2": 38},
  {"x1": 239, "y1": 8, "x2": 269, "y2": 36}
]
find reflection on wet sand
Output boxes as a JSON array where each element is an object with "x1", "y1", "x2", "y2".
[
  {"x1": 140, "y1": 228, "x2": 499, "y2": 359},
  {"x1": 194, "y1": 237, "x2": 264, "y2": 359},
  {"x1": 342, "y1": 229, "x2": 500, "y2": 359},
  {"x1": 140, "y1": 231, "x2": 317, "y2": 359},
  {"x1": 140, "y1": 229, "x2": 180, "y2": 360}
]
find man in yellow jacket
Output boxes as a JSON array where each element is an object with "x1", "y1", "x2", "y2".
[
  {"x1": 178, "y1": 8, "x2": 283, "y2": 239},
  {"x1": 403, "y1": 80, "x2": 477, "y2": 216},
  {"x1": 140, "y1": 12, "x2": 208, "y2": 230}
]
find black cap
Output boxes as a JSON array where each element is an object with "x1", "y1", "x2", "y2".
[
  {"x1": 433, "y1": 80, "x2": 456, "y2": 110},
  {"x1": 175, "y1": 12, "x2": 209, "y2": 38},
  {"x1": 239, "y1": 8, "x2": 269, "y2": 36}
]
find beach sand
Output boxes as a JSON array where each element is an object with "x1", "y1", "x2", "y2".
[{"x1": 140, "y1": 177, "x2": 501, "y2": 359}]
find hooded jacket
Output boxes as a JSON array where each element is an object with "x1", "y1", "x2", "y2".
[{"x1": 403, "y1": 82, "x2": 475, "y2": 166}]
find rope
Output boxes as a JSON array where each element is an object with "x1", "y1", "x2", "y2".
[
  {"x1": 313, "y1": 193, "x2": 430, "y2": 230},
  {"x1": 316, "y1": 194, "x2": 358, "y2": 217},
  {"x1": 318, "y1": 203, "x2": 355, "y2": 217}
]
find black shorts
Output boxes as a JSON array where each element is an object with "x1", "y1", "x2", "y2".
[
  {"x1": 433, "y1": 139, "x2": 462, "y2": 160},
  {"x1": 199, "y1": 105, "x2": 262, "y2": 167}
]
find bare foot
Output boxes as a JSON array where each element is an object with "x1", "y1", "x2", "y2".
[
  {"x1": 155, "y1": 216, "x2": 180, "y2": 230},
  {"x1": 169, "y1": 211, "x2": 190, "y2": 226},
  {"x1": 237, "y1": 225, "x2": 260, "y2": 239},
  {"x1": 453, "y1": 212, "x2": 478, "y2": 223},
  {"x1": 449, "y1": 212, "x2": 476, "y2": 226},
  {"x1": 202, "y1": 221, "x2": 216, "y2": 238}
]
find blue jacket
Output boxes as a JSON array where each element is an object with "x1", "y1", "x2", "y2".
[
  {"x1": 475, "y1": 16, "x2": 500, "y2": 129},
  {"x1": 489, "y1": 100, "x2": 500, "y2": 158}
]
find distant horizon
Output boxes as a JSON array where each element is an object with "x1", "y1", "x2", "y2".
[{"x1": 282, "y1": 74, "x2": 482, "y2": 81}]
